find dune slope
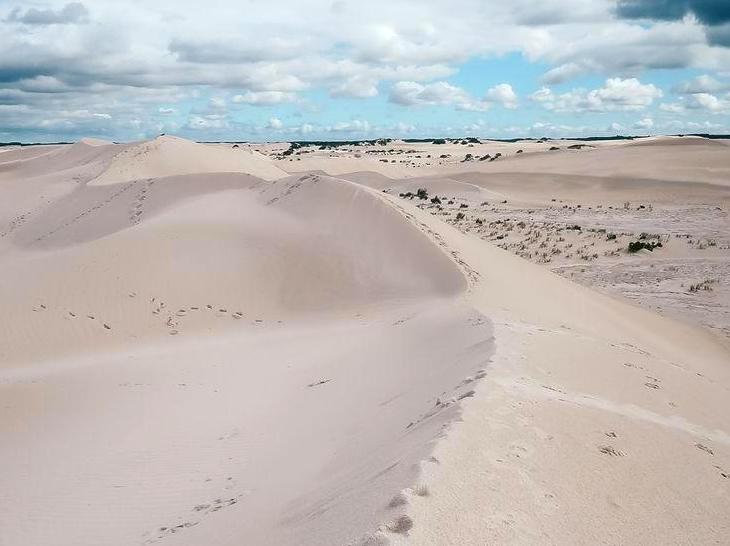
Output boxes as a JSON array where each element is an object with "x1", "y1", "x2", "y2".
[{"x1": 0, "y1": 144, "x2": 486, "y2": 546}]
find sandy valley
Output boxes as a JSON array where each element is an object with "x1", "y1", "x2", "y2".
[{"x1": 1, "y1": 135, "x2": 728, "y2": 545}]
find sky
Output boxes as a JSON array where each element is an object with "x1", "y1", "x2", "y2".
[{"x1": 1, "y1": 0, "x2": 730, "y2": 142}]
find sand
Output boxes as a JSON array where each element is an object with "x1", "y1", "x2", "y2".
[{"x1": 1, "y1": 135, "x2": 728, "y2": 545}]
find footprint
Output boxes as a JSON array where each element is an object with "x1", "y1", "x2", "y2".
[
  {"x1": 598, "y1": 445, "x2": 624, "y2": 457},
  {"x1": 695, "y1": 443, "x2": 714, "y2": 455}
]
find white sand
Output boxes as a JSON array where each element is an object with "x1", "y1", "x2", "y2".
[{"x1": 1, "y1": 135, "x2": 728, "y2": 545}]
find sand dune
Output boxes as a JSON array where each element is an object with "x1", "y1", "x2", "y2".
[
  {"x1": 459, "y1": 136, "x2": 730, "y2": 186},
  {"x1": 1, "y1": 136, "x2": 728, "y2": 545},
  {"x1": 91, "y1": 136, "x2": 287, "y2": 185}
]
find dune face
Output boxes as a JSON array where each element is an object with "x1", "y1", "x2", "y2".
[
  {"x1": 2, "y1": 135, "x2": 729, "y2": 546},
  {"x1": 0, "y1": 137, "x2": 485, "y2": 546}
]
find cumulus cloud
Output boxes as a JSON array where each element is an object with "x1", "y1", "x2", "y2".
[
  {"x1": 232, "y1": 91, "x2": 297, "y2": 106},
  {"x1": 330, "y1": 76, "x2": 378, "y2": 98},
  {"x1": 6, "y1": 2, "x2": 88, "y2": 25},
  {"x1": 266, "y1": 117, "x2": 283, "y2": 129},
  {"x1": 389, "y1": 81, "x2": 517, "y2": 111},
  {"x1": 389, "y1": 81, "x2": 487, "y2": 110},
  {"x1": 331, "y1": 119, "x2": 371, "y2": 133},
  {"x1": 634, "y1": 117, "x2": 654, "y2": 130},
  {"x1": 531, "y1": 78, "x2": 662, "y2": 112},
  {"x1": 609, "y1": 122, "x2": 625, "y2": 132},
  {"x1": 485, "y1": 83, "x2": 519, "y2": 109},
  {"x1": 690, "y1": 92, "x2": 730, "y2": 112},
  {"x1": 186, "y1": 114, "x2": 228, "y2": 130},
  {"x1": 673, "y1": 74, "x2": 729, "y2": 93}
]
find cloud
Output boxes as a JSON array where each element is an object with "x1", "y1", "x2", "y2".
[
  {"x1": 531, "y1": 78, "x2": 662, "y2": 112},
  {"x1": 330, "y1": 76, "x2": 378, "y2": 98},
  {"x1": 673, "y1": 74, "x2": 729, "y2": 93},
  {"x1": 209, "y1": 97, "x2": 226, "y2": 110},
  {"x1": 660, "y1": 102, "x2": 686, "y2": 112},
  {"x1": 615, "y1": 1, "x2": 730, "y2": 26},
  {"x1": 232, "y1": 91, "x2": 297, "y2": 106},
  {"x1": 615, "y1": 1, "x2": 730, "y2": 46},
  {"x1": 169, "y1": 38, "x2": 299, "y2": 64},
  {"x1": 393, "y1": 121, "x2": 416, "y2": 133},
  {"x1": 6, "y1": 2, "x2": 89, "y2": 25},
  {"x1": 485, "y1": 83, "x2": 518, "y2": 109},
  {"x1": 331, "y1": 119, "x2": 371, "y2": 133},
  {"x1": 389, "y1": 81, "x2": 488, "y2": 110},
  {"x1": 186, "y1": 114, "x2": 228, "y2": 130},
  {"x1": 634, "y1": 117, "x2": 654, "y2": 130},
  {"x1": 690, "y1": 92, "x2": 730, "y2": 111},
  {"x1": 0, "y1": 0, "x2": 728, "y2": 141},
  {"x1": 389, "y1": 81, "x2": 517, "y2": 111},
  {"x1": 266, "y1": 117, "x2": 283, "y2": 129},
  {"x1": 609, "y1": 122, "x2": 625, "y2": 132},
  {"x1": 541, "y1": 62, "x2": 584, "y2": 85}
]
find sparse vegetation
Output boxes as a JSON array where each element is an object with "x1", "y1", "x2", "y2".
[{"x1": 688, "y1": 279, "x2": 716, "y2": 293}]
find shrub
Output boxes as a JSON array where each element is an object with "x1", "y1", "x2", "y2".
[
  {"x1": 431, "y1": 196, "x2": 441, "y2": 204},
  {"x1": 416, "y1": 188, "x2": 428, "y2": 200},
  {"x1": 456, "y1": 212, "x2": 465, "y2": 221},
  {"x1": 606, "y1": 233, "x2": 617, "y2": 240},
  {"x1": 628, "y1": 240, "x2": 661, "y2": 253}
]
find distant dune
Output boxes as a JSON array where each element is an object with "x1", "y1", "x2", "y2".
[{"x1": 90, "y1": 135, "x2": 288, "y2": 185}]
